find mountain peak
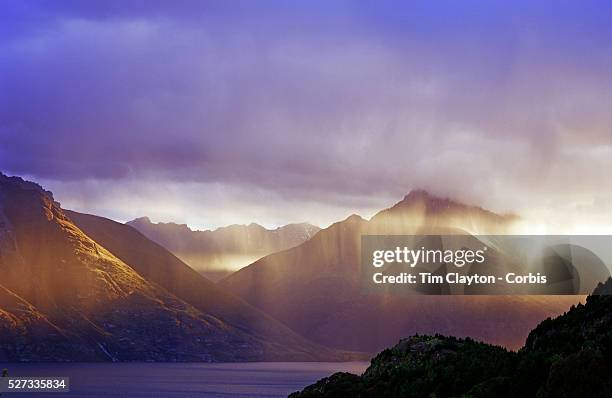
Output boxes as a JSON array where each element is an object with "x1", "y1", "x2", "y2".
[
  {"x1": 402, "y1": 189, "x2": 433, "y2": 201},
  {"x1": 344, "y1": 213, "x2": 365, "y2": 223},
  {"x1": 0, "y1": 172, "x2": 57, "y2": 203},
  {"x1": 369, "y1": 190, "x2": 519, "y2": 235},
  {"x1": 127, "y1": 217, "x2": 193, "y2": 233},
  {"x1": 130, "y1": 216, "x2": 152, "y2": 224},
  {"x1": 394, "y1": 189, "x2": 460, "y2": 213}
]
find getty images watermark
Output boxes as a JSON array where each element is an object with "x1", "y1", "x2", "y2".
[{"x1": 361, "y1": 235, "x2": 612, "y2": 295}]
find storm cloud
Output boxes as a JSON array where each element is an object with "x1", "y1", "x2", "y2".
[{"x1": 1, "y1": 1, "x2": 612, "y2": 229}]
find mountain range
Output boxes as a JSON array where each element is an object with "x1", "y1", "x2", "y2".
[
  {"x1": 220, "y1": 190, "x2": 581, "y2": 351},
  {"x1": 0, "y1": 172, "x2": 588, "y2": 362},
  {"x1": 0, "y1": 173, "x2": 351, "y2": 362},
  {"x1": 127, "y1": 217, "x2": 320, "y2": 280}
]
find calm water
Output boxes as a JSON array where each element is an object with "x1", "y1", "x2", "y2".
[{"x1": 0, "y1": 362, "x2": 369, "y2": 397}]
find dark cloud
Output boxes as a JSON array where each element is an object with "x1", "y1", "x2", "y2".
[{"x1": 1, "y1": 1, "x2": 612, "y2": 228}]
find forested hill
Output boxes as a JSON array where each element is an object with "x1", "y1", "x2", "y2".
[{"x1": 290, "y1": 278, "x2": 612, "y2": 398}]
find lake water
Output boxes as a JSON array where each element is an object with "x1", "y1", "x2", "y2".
[{"x1": 0, "y1": 362, "x2": 369, "y2": 397}]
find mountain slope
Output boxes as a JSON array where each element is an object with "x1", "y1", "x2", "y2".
[
  {"x1": 67, "y1": 210, "x2": 352, "y2": 361},
  {"x1": 0, "y1": 173, "x2": 346, "y2": 361},
  {"x1": 0, "y1": 284, "x2": 78, "y2": 361},
  {"x1": 127, "y1": 216, "x2": 320, "y2": 279},
  {"x1": 220, "y1": 191, "x2": 580, "y2": 351}
]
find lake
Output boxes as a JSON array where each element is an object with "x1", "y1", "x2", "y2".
[{"x1": 0, "y1": 362, "x2": 369, "y2": 397}]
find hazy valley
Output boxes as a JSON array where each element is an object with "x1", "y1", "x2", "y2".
[{"x1": 127, "y1": 217, "x2": 320, "y2": 281}]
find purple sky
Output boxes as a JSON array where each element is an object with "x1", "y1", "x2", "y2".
[{"x1": 1, "y1": 1, "x2": 612, "y2": 231}]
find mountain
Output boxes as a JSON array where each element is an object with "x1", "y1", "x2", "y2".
[
  {"x1": 290, "y1": 278, "x2": 612, "y2": 397},
  {"x1": 66, "y1": 210, "x2": 351, "y2": 361},
  {"x1": 0, "y1": 173, "x2": 350, "y2": 361},
  {"x1": 127, "y1": 216, "x2": 320, "y2": 280},
  {"x1": 220, "y1": 190, "x2": 580, "y2": 351}
]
